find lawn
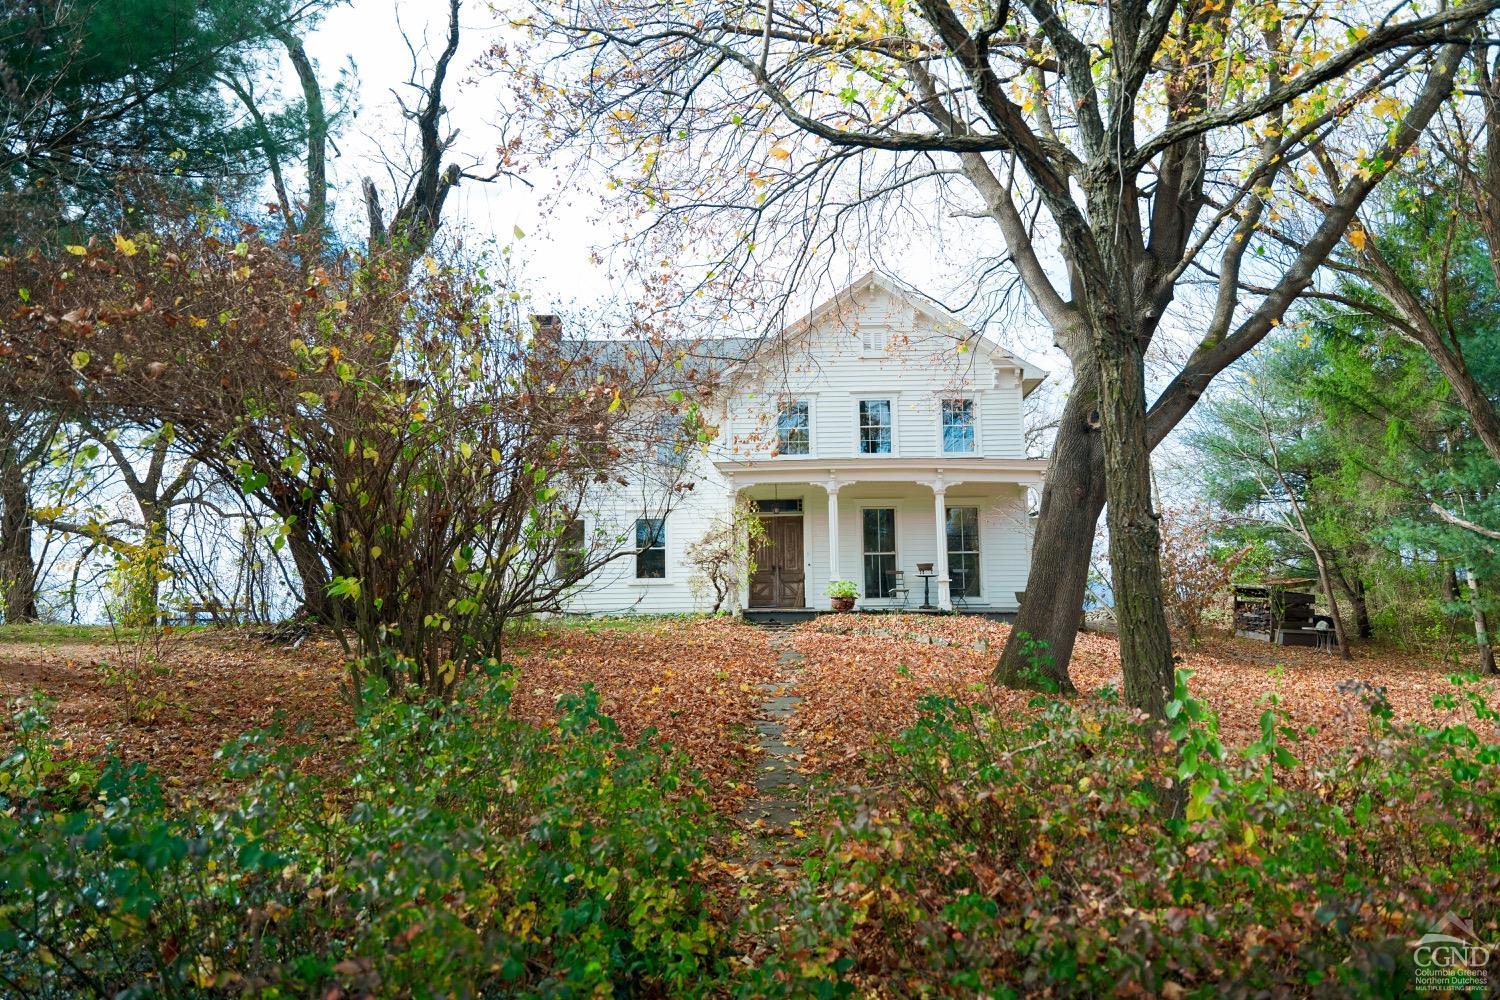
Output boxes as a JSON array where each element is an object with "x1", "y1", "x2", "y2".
[
  {"x1": 0, "y1": 614, "x2": 1483, "y2": 805},
  {"x1": 1, "y1": 615, "x2": 1495, "y2": 995}
]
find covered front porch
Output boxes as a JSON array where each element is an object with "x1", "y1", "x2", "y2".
[{"x1": 717, "y1": 458, "x2": 1046, "y2": 615}]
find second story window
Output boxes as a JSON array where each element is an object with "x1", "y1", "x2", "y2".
[
  {"x1": 656, "y1": 413, "x2": 687, "y2": 467},
  {"x1": 861, "y1": 327, "x2": 888, "y2": 354},
  {"x1": 859, "y1": 399, "x2": 892, "y2": 454},
  {"x1": 942, "y1": 398, "x2": 976, "y2": 453},
  {"x1": 776, "y1": 400, "x2": 810, "y2": 455}
]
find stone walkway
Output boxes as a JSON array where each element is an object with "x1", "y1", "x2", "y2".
[{"x1": 738, "y1": 633, "x2": 807, "y2": 840}]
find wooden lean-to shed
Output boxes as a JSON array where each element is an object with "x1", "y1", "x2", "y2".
[{"x1": 1232, "y1": 578, "x2": 1336, "y2": 648}]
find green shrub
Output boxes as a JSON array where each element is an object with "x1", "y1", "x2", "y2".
[
  {"x1": 743, "y1": 674, "x2": 1500, "y2": 997},
  {"x1": 0, "y1": 664, "x2": 724, "y2": 996}
]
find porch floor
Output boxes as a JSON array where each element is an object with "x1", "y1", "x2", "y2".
[{"x1": 742, "y1": 607, "x2": 1018, "y2": 626}]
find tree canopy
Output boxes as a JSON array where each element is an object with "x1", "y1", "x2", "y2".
[
  {"x1": 513, "y1": 0, "x2": 1498, "y2": 712},
  {"x1": 1, "y1": 0, "x2": 336, "y2": 236}
]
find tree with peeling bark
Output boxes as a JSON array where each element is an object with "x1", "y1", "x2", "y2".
[{"x1": 510, "y1": 0, "x2": 1494, "y2": 715}]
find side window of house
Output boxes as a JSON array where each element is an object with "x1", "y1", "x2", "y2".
[
  {"x1": 556, "y1": 518, "x2": 586, "y2": 579},
  {"x1": 656, "y1": 413, "x2": 687, "y2": 467},
  {"x1": 861, "y1": 327, "x2": 888, "y2": 354},
  {"x1": 941, "y1": 398, "x2": 976, "y2": 453},
  {"x1": 635, "y1": 517, "x2": 666, "y2": 579},
  {"x1": 858, "y1": 399, "x2": 892, "y2": 454},
  {"x1": 776, "y1": 400, "x2": 810, "y2": 455}
]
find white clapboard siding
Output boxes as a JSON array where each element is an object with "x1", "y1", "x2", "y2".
[{"x1": 558, "y1": 275, "x2": 1043, "y2": 615}]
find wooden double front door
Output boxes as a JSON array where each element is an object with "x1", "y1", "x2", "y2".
[{"x1": 748, "y1": 516, "x2": 806, "y2": 608}]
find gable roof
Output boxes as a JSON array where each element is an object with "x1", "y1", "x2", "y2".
[
  {"x1": 776, "y1": 270, "x2": 1049, "y2": 396},
  {"x1": 559, "y1": 270, "x2": 1049, "y2": 396}
]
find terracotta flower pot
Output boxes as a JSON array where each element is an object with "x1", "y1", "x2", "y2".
[{"x1": 831, "y1": 597, "x2": 855, "y2": 612}]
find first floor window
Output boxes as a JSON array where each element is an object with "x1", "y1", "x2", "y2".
[
  {"x1": 945, "y1": 506, "x2": 980, "y2": 597},
  {"x1": 557, "y1": 518, "x2": 586, "y2": 579},
  {"x1": 635, "y1": 517, "x2": 666, "y2": 579},
  {"x1": 859, "y1": 399, "x2": 892, "y2": 454},
  {"x1": 941, "y1": 398, "x2": 976, "y2": 453},
  {"x1": 776, "y1": 400, "x2": 810, "y2": 455},
  {"x1": 862, "y1": 508, "x2": 896, "y2": 597}
]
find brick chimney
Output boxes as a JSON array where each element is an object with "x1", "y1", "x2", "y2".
[{"x1": 532, "y1": 313, "x2": 562, "y2": 353}]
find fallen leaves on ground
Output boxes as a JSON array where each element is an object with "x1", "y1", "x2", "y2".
[
  {"x1": 4, "y1": 615, "x2": 1490, "y2": 813},
  {"x1": 0, "y1": 630, "x2": 350, "y2": 796},
  {"x1": 786, "y1": 613, "x2": 1493, "y2": 780},
  {"x1": 504, "y1": 617, "x2": 776, "y2": 812}
]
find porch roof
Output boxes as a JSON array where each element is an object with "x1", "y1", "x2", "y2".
[{"x1": 714, "y1": 456, "x2": 1047, "y2": 488}]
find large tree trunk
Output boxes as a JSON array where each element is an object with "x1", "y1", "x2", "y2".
[
  {"x1": 1350, "y1": 577, "x2": 1372, "y2": 640},
  {"x1": 1465, "y1": 572, "x2": 1496, "y2": 675},
  {"x1": 1331, "y1": 565, "x2": 1373, "y2": 640},
  {"x1": 0, "y1": 461, "x2": 37, "y2": 623},
  {"x1": 285, "y1": 524, "x2": 332, "y2": 621},
  {"x1": 994, "y1": 370, "x2": 1103, "y2": 694},
  {"x1": 1095, "y1": 326, "x2": 1176, "y2": 718}
]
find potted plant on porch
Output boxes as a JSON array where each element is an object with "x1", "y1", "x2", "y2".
[{"x1": 825, "y1": 579, "x2": 858, "y2": 612}]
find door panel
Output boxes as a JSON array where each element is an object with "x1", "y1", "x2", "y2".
[
  {"x1": 748, "y1": 518, "x2": 777, "y2": 607},
  {"x1": 776, "y1": 519, "x2": 805, "y2": 607},
  {"x1": 748, "y1": 516, "x2": 805, "y2": 608}
]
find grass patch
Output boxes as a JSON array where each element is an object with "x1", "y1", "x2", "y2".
[
  {"x1": 0, "y1": 623, "x2": 121, "y2": 644},
  {"x1": 0, "y1": 622, "x2": 211, "y2": 645}
]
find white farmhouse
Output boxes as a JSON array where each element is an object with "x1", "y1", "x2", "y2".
[{"x1": 558, "y1": 272, "x2": 1048, "y2": 621}]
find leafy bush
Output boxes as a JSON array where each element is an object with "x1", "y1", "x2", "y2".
[
  {"x1": 825, "y1": 580, "x2": 859, "y2": 600},
  {"x1": 743, "y1": 673, "x2": 1500, "y2": 997},
  {"x1": 0, "y1": 665, "x2": 725, "y2": 996}
]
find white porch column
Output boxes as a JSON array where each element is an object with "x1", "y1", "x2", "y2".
[
  {"x1": 823, "y1": 477, "x2": 842, "y2": 590},
  {"x1": 932, "y1": 481, "x2": 951, "y2": 610},
  {"x1": 726, "y1": 474, "x2": 746, "y2": 609}
]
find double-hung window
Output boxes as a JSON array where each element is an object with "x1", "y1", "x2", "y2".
[
  {"x1": 656, "y1": 413, "x2": 688, "y2": 467},
  {"x1": 941, "y1": 398, "x2": 976, "y2": 454},
  {"x1": 862, "y1": 508, "x2": 896, "y2": 598},
  {"x1": 556, "y1": 518, "x2": 586, "y2": 579},
  {"x1": 635, "y1": 517, "x2": 666, "y2": 579},
  {"x1": 858, "y1": 399, "x2": 892, "y2": 454},
  {"x1": 945, "y1": 507, "x2": 980, "y2": 597},
  {"x1": 776, "y1": 400, "x2": 810, "y2": 455}
]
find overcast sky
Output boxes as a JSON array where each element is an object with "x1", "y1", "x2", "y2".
[
  {"x1": 298, "y1": 1, "x2": 1067, "y2": 350},
  {"x1": 297, "y1": 0, "x2": 1240, "y2": 496}
]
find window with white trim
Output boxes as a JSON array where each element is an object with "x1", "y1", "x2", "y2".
[
  {"x1": 862, "y1": 508, "x2": 897, "y2": 597},
  {"x1": 945, "y1": 507, "x2": 980, "y2": 597},
  {"x1": 941, "y1": 398, "x2": 976, "y2": 454},
  {"x1": 860, "y1": 327, "x2": 888, "y2": 354},
  {"x1": 635, "y1": 517, "x2": 666, "y2": 579},
  {"x1": 656, "y1": 412, "x2": 694, "y2": 468},
  {"x1": 775, "y1": 400, "x2": 810, "y2": 455},
  {"x1": 858, "y1": 399, "x2": 892, "y2": 454},
  {"x1": 556, "y1": 518, "x2": 586, "y2": 579}
]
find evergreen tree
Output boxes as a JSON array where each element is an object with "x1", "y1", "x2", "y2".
[{"x1": 0, "y1": 0, "x2": 334, "y2": 236}]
